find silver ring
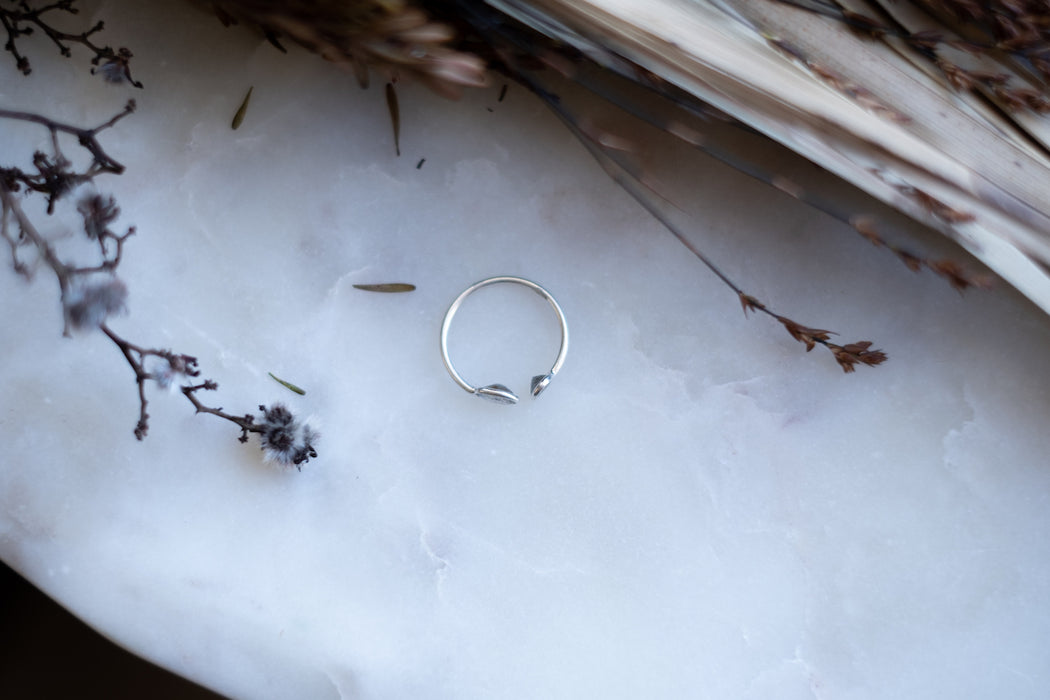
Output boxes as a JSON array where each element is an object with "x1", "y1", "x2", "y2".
[{"x1": 441, "y1": 276, "x2": 569, "y2": 405}]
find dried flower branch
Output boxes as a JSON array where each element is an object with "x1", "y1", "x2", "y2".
[
  {"x1": 1, "y1": 0, "x2": 141, "y2": 86},
  {"x1": 181, "y1": 388, "x2": 318, "y2": 469},
  {"x1": 1, "y1": 102, "x2": 316, "y2": 468},
  {"x1": 97, "y1": 323, "x2": 200, "y2": 439}
]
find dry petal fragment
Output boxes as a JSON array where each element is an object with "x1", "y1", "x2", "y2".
[
  {"x1": 779, "y1": 317, "x2": 834, "y2": 351},
  {"x1": 831, "y1": 341, "x2": 888, "y2": 373}
]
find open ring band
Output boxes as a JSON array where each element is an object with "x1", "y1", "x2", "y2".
[{"x1": 440, "y1": 276, "x2": 569, "y2": 405}]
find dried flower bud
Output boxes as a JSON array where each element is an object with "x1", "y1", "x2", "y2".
[
  {"x1": 779, "y1": 317, "x2": 833, "y2": 351},
  {"x1": 831, "y1": 342, "x2": 888, "y2": 373}
]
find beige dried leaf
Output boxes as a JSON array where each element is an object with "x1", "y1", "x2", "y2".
[{"x1": 509, "y1": 0, "x2": 1050, "y2": 315}]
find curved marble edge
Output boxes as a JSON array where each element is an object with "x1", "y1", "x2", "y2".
[{"x1": 2, "y1": 2, "x2": 1050, "y2": 698}]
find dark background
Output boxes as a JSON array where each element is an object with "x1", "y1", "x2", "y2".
[{"x1": 0, "y1": 561, "x2": 224, "y2": 699}]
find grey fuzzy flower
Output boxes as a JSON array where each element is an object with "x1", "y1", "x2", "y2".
[
  {"x1": 64, "y1": 277, "x2": 127, "y2": 330},
  {"x1": 91, "y1": 48, "x2": 137, "y2": 86},
  {"x1": 95, "y1": 59, "x2": 127, "y2": 84},
  {"x1": 77, "y1": 193, "x2": 120, "y2": 241},
  {"x1": 147, "y1": 354, "x2": 194, "y2": 391},
  {"x1": 257, "y1": 403, "x2": 318, "y2": 469}
]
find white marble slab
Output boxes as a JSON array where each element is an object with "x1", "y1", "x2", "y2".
[{"x1": 2, "y1": 1, "x2": 1050, "y2": 698}]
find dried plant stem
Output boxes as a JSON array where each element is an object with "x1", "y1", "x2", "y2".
[
  {"x1": 1, "y1": 186, "x2": 73, "y2": 304},
  {"x1": 510, "y1": 64, "x2": 887, "y2": 372},
  {"x1": 180, "y1": 383, "x2": 260, "y2": 441},
  {"x1": 0, "y1": 100, "x2": 133, "y2": 167}
]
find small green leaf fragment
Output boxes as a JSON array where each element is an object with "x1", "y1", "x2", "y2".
[
  {"x1": 232, "y1": 86, "x2": 253, "y2": 130},
  {"x1": 268, "y1": 371, "x2": 306, "y2": 395},
  {"x1": 353, "y1": 283, "x2": 416, "y2": 293}
]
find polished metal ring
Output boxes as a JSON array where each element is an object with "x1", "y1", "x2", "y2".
[{"x1": 440, "y1": 276, "x2": 568, "y2": 405}]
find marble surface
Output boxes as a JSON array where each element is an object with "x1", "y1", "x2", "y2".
[{"x1": 2, "y1": 1, "x2": 1050, "y2": 698}]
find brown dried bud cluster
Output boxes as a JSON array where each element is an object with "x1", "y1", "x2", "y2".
[
  {"x1": 737, "y1": 293, "x2": 887, "y2": 372},
  {"x1": 208, "y1": 0, "x2": 488, "y2": 97}
]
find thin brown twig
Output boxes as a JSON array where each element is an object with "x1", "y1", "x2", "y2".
[{"x1": 508, "y1": 62, "x2": 888, "y2": 372}]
